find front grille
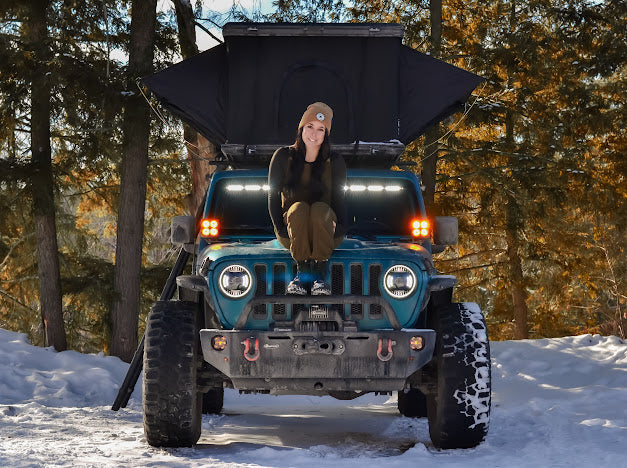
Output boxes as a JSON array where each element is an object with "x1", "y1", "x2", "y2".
[{"x1": 252, "y1": 261, "x2": 383, "y2": 321}]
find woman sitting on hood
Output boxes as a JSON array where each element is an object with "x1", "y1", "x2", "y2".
[{"x1": 268, "y1": 102, "x2": 347, "y2": 295}]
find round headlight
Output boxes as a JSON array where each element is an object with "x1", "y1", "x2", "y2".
[
  {"x1": 218, "y1": 265, "x2": 253, "y2": 298},
  {"x1": 383, "y1": 265, "x2": 417, "y2": 299}
]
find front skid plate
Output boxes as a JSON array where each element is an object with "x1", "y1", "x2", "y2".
[{"x1": 200, "y1": 329, "x2": 435, "y2": 393}]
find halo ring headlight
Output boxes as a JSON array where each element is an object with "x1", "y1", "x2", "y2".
[
  {"x1": 383, "y1": 265, "x2": 417, "y2": 299},
  {"x1": 218, "y1": 265, "x2": 253, "y2": 298}
]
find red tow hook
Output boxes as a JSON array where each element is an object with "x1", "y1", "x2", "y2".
[
  {"x1": 377, "y1": 338, "x2": 396, "y2": 362},
  {"x1": 244, "y1": 338, "x2": 260, "y2": 362}
]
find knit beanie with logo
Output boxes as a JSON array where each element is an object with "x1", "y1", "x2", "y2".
[{"x1": 298, "y1": 102, "x2": 333, "y2": 134}]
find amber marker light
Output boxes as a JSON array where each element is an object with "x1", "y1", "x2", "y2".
[
  {"x1": 411, "y1": 219, "x2": 430, "y2": 238},
  {"x1": 201, "y1": 218, "x2": 219, "y2": 237},
  {"x1": 212, "y1": 335, "x2": 227, "y2": 350},
  {"x1": 410, "y1": 336, "x2": 424, "y2": 350}
]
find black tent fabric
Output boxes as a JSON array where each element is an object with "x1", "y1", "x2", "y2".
[
  {"x1": 142, "y1": 44, "x2": 227, "y2": 144},
  {"x1": 398, "y1": 45, "x2": 484, "y2": 143},
  {"x1": 223, "y1": 34, "x2": 400, "y2": 145},
  {"x1": 141, "y1": 23, "x2": 483, "y2": 148}
]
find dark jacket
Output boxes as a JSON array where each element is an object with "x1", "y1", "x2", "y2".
[{"x1": 268, "y1": 146, "x2": 347, "y2": 240}]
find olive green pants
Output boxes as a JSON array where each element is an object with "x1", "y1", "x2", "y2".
[{"x1": 277, "y1": 201, "x2": 342, "y2": 262}]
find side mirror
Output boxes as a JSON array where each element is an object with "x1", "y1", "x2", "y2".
[
  {"x1": 171, "y1": 216, "x2": 196, "y2": 245},
  {"x1": 433, "y1": 216, "x2": 458, "y2": 246}
]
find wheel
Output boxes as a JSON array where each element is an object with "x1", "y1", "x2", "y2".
[
  {"x1": 426, "y1": 302, "x2": 491, "y2": 449},
  {"x1": 202, "y1": 387, "x2": 224, "y2": 414},
  {"x1": 398, "y1": 388, "x2": 428, "y2": 417},
  {"x1": 143, "y1": 301, "x2": 203, "y2": 447}
]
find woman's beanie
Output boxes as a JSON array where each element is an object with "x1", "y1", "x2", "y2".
[{"x1": 298, "y1": 102, "x2": 333, "y2": 134}]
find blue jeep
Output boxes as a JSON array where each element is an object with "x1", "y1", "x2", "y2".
[{"x1": 137, "y1": 23, "x2": 491, "y2": 450}]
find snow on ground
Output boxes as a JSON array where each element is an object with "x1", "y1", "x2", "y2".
[{"x1": 0, "y1": 328, "x2": 625, "y2": 467}]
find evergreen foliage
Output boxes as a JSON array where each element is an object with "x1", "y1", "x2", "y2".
[
  {"x1": 355, "y1": 0, "x2": 625, "y2": 339},
  {"x1": 0, "y1": 0, "x2": 185, "y2": 352},
  {"x1": 0, "y1": 1, "x2": 624, "y2": 351}
]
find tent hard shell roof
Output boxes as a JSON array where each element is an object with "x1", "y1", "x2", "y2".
[{"x1": 142, "y1": 22, "x2": 484, "y2": 168}]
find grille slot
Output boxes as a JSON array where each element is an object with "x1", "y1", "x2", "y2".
[
  {"x1": 272, "y1": 263, "x2": 287, "y2": 319},
  {"x1": 350, "y1": 264, "x2": 364, "y2": 318},
  {"x1": 331, "y1": 263, "x2": 344, "y2": 316},
  {"x1": 369, "y1": 264, "x2": 383, "y2": 319},
  {"x1": 253, "y1": 264, "x2": 267, "y2": 319},
  {"x1": 291, "y1": 263, "x2": 306, "y2": 317}
]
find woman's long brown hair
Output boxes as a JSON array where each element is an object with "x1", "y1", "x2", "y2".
[{"x1": 284, "y1": 127, "x2": 331, "y2": 202}]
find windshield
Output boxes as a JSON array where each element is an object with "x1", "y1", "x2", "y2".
[{"x1": 208, "y1": 177, "x2": 420, "y2": 237}]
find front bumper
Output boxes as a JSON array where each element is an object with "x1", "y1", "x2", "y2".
[{"x1": 200, "y1": 328, "x2": 435, "y2": 395}]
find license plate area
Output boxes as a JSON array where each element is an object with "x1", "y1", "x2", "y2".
[{"x1": 308, "y1": 305, "x2": 329, "y2": 320}]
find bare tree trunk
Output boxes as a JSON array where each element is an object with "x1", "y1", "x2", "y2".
[
  {"x1": 429, "y1": 0, "x2": 442, "y2": 55},
  {"x1": 505, "y1": 196, "x2": 529, "y2": 339},
  {"x1": 173, "y1": 0, "x2": 198, "y2": 59},
  {"x1": 111, "y1": 0, "x2": 157, "y2": 362},
  {"x1": 420, "y1": 0, "x2": 443, "y2": 212},
  {"x1": 173, "y1": 0, "x2": 216, "y2": 213},
  {"x1": 503, "y1": 0, "x2": 528, "y2": 339},
  {"x1": 187, "y1": 133, "x2": 216, "y2": 213},
  {"x1": 421, "y1": 127, "x2": 439, "y2": 211},
  {"x1": 29, "y1": 0, "x2": 67, "y2": 351}
]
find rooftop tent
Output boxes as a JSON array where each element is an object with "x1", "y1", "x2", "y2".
[
  {"x1": 142, "y1": 43, "x2": 227, "y2": 145},
  {"x1": 221, "y1": 23, "x2": 403, "y2": 145},
  {"x1": 399, "y1": 45, "x2": 484, "y2": 143},
  {"x1": 141, "y1": 22, "x2": 483, "y2": 155}
]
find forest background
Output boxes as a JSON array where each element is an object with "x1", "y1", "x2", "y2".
[{"x1": 0, "y1": 0, "x2": 624, "y2": 360}]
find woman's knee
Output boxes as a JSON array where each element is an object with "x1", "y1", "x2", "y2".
[
  {"x1": 286, "y1": 202, "x2": 310, "y2": 223},
  {"x1": 310, "y1": 202, "x2": 335, "y2": 226},
  {"x1": 277, "y1": 236, "x2": 291, "y2": 249}
]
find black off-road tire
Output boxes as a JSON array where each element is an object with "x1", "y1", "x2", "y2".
[
  {"x1": 202, "y1": 387, "x2": 224, "y2": 414},
  {"x1": 398, "y1": 388, "x2": 428, "y2": 418},
  {"x1": 427, "y1": 302, "x2": 491, "y2": 449},
  {"x1": 143, "y1": 301, "x2": 203, "y2": 447}
]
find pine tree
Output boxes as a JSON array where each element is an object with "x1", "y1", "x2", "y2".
[
  {"x1": 111, "y1": 0, "x2": 158, "y2": 362},
  {"x1": 1, "y1": 1, "x2": 188, "y2": 352}
]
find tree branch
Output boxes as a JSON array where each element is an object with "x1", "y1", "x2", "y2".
[
  {"x1": 0, "y1": 288, "x2": 39, "y2": 314},
  {"x1": 193, "y1": 20, "x2": 223, "y2": 44},
  {"x1": 440, "y1": 261, "x2": 508, "y2": 274}
]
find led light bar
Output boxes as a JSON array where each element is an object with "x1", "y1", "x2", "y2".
[
  {"x1": 344, "y1": 185, "x2": 403, "y2": 192},
  {"x1": 226, "y1": 184, "x2": 270, "y2": 191}
]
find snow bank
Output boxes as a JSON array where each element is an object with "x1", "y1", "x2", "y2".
[
  {"x1": 0, "y1": 328, "x2": 625, "y2": 467},
  {"x1": 0, "y1": 328, "x2": 129, "y2": 407}
]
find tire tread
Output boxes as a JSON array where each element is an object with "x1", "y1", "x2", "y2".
[
  {"x1": 143, "y1": 300, "x2": 203, "y2": 447},
  {"x1": 427, "y1": 302, "x2": 491, "y2": 449}
]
